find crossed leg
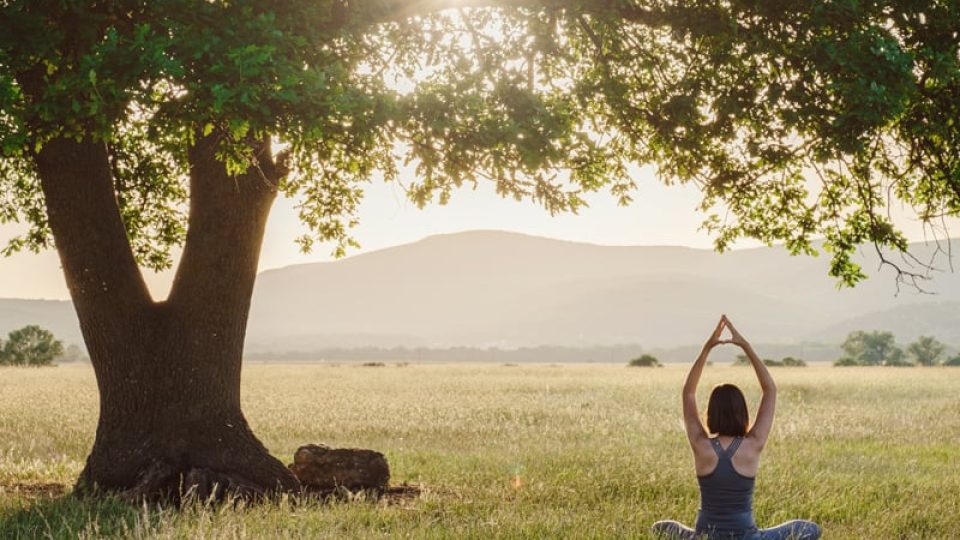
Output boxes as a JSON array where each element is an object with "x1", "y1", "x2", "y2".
[
  {"x1": 759, "y1": 520, "x2": 821, "y2": 540},
  {"x1": 651, "y1": 520, "x2": 697, "y2": 539}
]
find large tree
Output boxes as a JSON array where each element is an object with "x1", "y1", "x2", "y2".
[
  {"x1": 906, "y1": 335, "x2": 946, "y2": 366},
  {"x1": 1, "y1": 0, "x2": 958, "y2": 499},
  {"x1": 0, "y1": 324, "x2": 64, "y2": 366},
  {"x1": 840, "y1": 330, "x2": 905, "y2": 366}
]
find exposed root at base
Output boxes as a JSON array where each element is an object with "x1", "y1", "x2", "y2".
[
  {"x1": 129, "y1": 462, "x2": 269, "y2": 503},
  {"x1": 73, "y1": 459, "x2": 296, "y2": 505}
]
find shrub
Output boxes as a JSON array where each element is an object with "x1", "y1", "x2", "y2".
[
  {"x1": 628, "y1": 354, "x2": 661, "y2": 367},
  {"x1": 360, "y1": 362, "x2": 386, "y2": 367},
  {"x1": 943, "y1": 356, "x2": 960, "y2": 367},
  {"x1": 834, "y1": 357, "x2": 861, "y2": 367},
  {"x1": 740, "y1": 356, "x2": 804, "y2": 367},
  {"x1": 781, "y1": 356, "x2": 807, "y2": 367},
  {"x1": 884, "y1": 355, "x2": 914, "y2": 367}
]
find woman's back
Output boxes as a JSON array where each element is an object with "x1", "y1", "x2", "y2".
[
  {"x1": 694, "y1": 434, "x2": 761, "y2": 478},
  {"x1": 696, "y1": 437, "x2": 756, "y2": 532}
]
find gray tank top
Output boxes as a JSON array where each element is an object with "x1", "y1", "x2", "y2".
[{"x1": 695, "y1": 437, "x2": 757, "y2": 532}]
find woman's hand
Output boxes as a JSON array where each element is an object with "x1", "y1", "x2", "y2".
[
  {"x1": 721, "y1": 314, "x2": 749, "y2": 348},
  {"x1": 704, "y1": 316, "x2": 728, "y2": 350}
]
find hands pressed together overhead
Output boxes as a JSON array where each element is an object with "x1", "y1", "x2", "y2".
[{"x1": 705, "y1": 314, "x2": 750, "y2": 350}]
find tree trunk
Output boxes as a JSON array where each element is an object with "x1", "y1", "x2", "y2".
[
  {"x1": 33, "y1": 133, "x2": 299, "y2": 501},
  {"x1": 74, "y1": 313, "x2": 299, "y2": 500}
]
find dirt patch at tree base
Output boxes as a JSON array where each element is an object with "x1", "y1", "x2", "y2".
[
  {"x1": 383, "y1": 483, "x2": 421, "y2": 501},
  {"x1": 0, "y1": 483, "x2": 67, "y2": 499}
]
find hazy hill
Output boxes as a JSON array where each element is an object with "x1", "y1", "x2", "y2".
[
  {"x1": 246, "y1": 231, "x2": 960, "y2": 350},
  {"x1": 3, "y1": 231, "x2": 960, "y2": 352},
  {"x1": 0, "y1": 298, "x2": 80, "y2": 345}
]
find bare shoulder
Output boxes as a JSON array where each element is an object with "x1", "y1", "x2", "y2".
[
  {"x1": 730, "y1": 435, "x2": 763, "y2": 477},
  {"x1": 689, "y1": 433, "x2": 713, "y2": 452},
  {"x1": 693, "y1": 440, "x2": 719, "y2": 476},
  {"x1": 740, "y1": 433, "x2": 767, "y2": 456}
]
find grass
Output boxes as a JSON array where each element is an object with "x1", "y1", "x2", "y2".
[{"x1": 1, "y1": 362, "x2": 959, "y2": 538}]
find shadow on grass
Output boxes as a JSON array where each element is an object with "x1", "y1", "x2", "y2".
[
  {"x1": 0, "y1": 482, "x2": 424, "y2": 538},
  {"x1": 0, "y1": 485, "x2": 142, "y2": 539}
]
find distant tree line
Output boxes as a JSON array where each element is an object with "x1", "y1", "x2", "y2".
[
  {"x1": 244, "y1": 334, "x2": 960, "y2": 367},
  {"x1": 248, "y1": 344, "x2": 836, "y2": 364},
  {"x1": 835, "y1": 331, "x2": 959, "y2": 367},
  {"x1": 247, "y1": 345, "x2": 649, "y2": 364},
  {"x1": 732, "y1": 355, "x2": 808, "y2": 367}
]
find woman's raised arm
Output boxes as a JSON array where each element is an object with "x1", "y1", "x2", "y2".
[
  {"x1": 683, "y1": 318, "x2": 725, "y2": 446},
  {"x1": 723, "y1": 315, "x2": 777, "y2": 448}
]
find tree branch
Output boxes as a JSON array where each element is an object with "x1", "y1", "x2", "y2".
[
  {"x1": 167, "y1": 133, "x2": 281, "y2": 327},
  {"x1": 32, "y1": 137, "x2": 153, "y2": 316}
]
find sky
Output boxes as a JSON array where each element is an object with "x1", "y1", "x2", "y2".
[{"x1": 0, "y1": 161, "x2": 952, "y2": 301}]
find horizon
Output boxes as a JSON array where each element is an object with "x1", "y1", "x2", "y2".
[{"x1": 5, "y1": 229, "x2": 960, "y2": 354}]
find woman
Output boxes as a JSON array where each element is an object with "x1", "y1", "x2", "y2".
[{"x1": 652, "y1": 315, "x2": 821, "y2": 540}]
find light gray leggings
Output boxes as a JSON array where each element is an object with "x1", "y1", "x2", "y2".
[{"x1": 651, "y1": 519, "x2": 821, "y2": 540}]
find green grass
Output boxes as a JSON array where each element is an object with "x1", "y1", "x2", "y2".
[{"x1": 2, "y1": 363, "x2": 959, "y2": 538}]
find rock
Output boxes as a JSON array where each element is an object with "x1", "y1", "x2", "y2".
[{"x1": 288, "y1": 444, "x2": 390, "y2": 493}]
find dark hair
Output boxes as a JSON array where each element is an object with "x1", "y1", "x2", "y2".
[{"x1": 706, "y1": 384, "x2": 749, "y2": 436}]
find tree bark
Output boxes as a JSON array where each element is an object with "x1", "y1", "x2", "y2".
[{"x1": 33, "y1": 133, "x2": 298, "y2": 501}]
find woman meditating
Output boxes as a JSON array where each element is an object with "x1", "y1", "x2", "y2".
[{"x1": 652, "y1": 315, "x2": 821, "y2": 540}]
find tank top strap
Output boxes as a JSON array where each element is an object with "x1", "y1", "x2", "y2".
[
  {"x1": 708, "y1": 437, "x2": 744, "y2": 460},
  {"x1": 708, "y1": 437, "x2": 725, "y2": 458},
  {"x1": 725, "y1": 436, "x2": 744, "y2": 458}
]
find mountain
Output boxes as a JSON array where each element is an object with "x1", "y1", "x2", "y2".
[
  {"x1": 0, "y1": 298, "x2": 80, "y2": 344},
  {"x1": 245, "y1": 230, "x2": 960, "y2": 349},
  {"x1": 3, "y1": 231, "x2": 960, "y2": 352},
  {"x1": 810, "y1": 301, "x2": 960, "y2": 344}
]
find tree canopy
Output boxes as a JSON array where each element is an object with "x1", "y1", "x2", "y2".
[
  {"x1": 906, "y1": 335, "x2": 946, "y2": 366},
  {"x1": 839, "y1": 330, "x2": 906, "y2": 366},
  {"x1": 0, "y1": 324, "x2": 64, "y2": 366},
  {"x1": 2, "y1": 0, "x2": 959, "y2": 286}
]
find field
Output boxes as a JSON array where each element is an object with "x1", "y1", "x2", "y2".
[{"x1": 1, "y1": 362, "x2": 959, "y2": 539}]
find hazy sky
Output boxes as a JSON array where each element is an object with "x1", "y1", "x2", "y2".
[
  {"x1": 0, "y1": 164, "x2": 722, "y2": 300},
  {"x1": 0, "y1": 162, "x2": 950, "y2": 300}
]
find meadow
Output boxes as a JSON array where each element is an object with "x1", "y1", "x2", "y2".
[{"x1": 1, "y1": 362, "x2": 959, "y2": 539}]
